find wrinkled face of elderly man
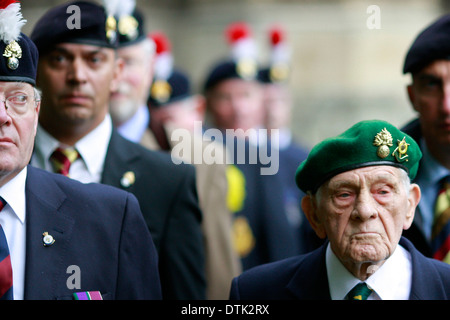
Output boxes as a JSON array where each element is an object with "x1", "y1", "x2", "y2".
[
  {"x1": 302, "y1": 165, "x2": 421, "y2": 280},
  {"x1": 0, "y1": 82, "x2": 40, "y2": 186}
]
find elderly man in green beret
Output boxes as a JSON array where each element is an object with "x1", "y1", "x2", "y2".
[{"x1": 230, "y1": 120, "x2": 450, "y2": 300}]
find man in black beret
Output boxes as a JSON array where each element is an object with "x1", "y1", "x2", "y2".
[
  {"x1": 29, "y1": 0, "x2": 206, "y2": 299},
  {"x1": 202, "y1": 22, "x2": 304, "y2": 271},
  {"x1": 145, "y1": 34, "x2": 242, "y2": 298},
  {"x1": 0, "y1": 0, "x2": 160, "y2": 300},
  {"x1": 108, "y1": 5, "x2": 239, "y2": 299},
  {"x1": 401, "y1": 14, "x2": 450, "y2": 264}
]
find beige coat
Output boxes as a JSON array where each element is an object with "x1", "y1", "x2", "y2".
[{"x1": 141, "y1": 127, "x2": 242, "y2": 299}]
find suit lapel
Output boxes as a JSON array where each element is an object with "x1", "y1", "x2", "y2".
[
  {"x1": 101, "y1": 131, "x2": 140, "y2": 190},
  {"x1": 401, "y1": 237, "x2": 447, "y2": 300},
  {"x1": 23, "y1": 166, "x2": 75, "y2": 300},
  {"x1": 285, "y1": 243, "x2": 331, "y2": 299}
]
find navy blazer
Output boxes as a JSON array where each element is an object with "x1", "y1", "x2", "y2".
[
  {"x1": 23, "y1": 166, "x2": 161, "y2": 300},
  {"x1": 401, "y1": 119, "x2": 434, "y2": 257},
  {"x1": 101, "y1": 131, "x2": 205, "y2": 300},
  {"x1": 230, "y1": 237, "x2": 450, "y2": 300}
]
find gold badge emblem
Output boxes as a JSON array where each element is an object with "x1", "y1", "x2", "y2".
[
  {"x1": 226, "y1": 165, "x2": 246, "y2": 213},
  {"x1": 105, "y1": 15, "x2": 117, "y2": 44},
  {"x1": 151, "y1": 80, "x2": 172, "y2": 104},
  {"x1": 3, "y1": 40, "x2": 22, "y2": 70},
  {"x1": 232, "y1": 216, "x2": 255, "y2": 258},
  {"x1": 373, "y1": 128, "x2": 393, "y2": 159},
  {"x1": 236, "y1": 58, "x2": 257, "y2": 80},
  {"x1": 270, "y1": 63, "x2": 289, "y2": 82},
  {"x1": 42, "y1": 232, "x2": 55, "y2": 247},
  {"x1": 392, "y1": 137, "x2": 409, "y2": 162},
  {"x1": 118, "y1": 15, "x2": 139, "y2": 41},
  {"x1": 120, "y1": 171, "x2": 136, "y2": 188}
]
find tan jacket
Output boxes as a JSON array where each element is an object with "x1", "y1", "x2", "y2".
[{"x1": 141, "y1": 127, "x2": 242, "y2": 299}]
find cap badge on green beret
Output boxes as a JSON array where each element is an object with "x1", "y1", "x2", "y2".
[
  {"x1": 393, "y1": 137, "x2": 410, "y2": 162},
  {"x1": 3, "y1": 40, "x2": 21, "y2": 70},
  {"x1": 373, "y1": 128, "x2": 393, "y2": 159},
  {"x1": 373, "y1": 128, "x2": 410, "y2": 162}
]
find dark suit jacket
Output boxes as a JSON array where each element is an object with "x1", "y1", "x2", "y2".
[
  {"x1": 101, "y1": 131, "x2": 205, "y2": 300},
  {"x1": 23, "y1": 166, "x2": 161, "y2": 300},
  {"x1": 230, "y1": 237, "x2": 450, "y2": 300},
  {"x1": 401, "y1": 118, "x2": 434, "y2": 257},
  {"x1": 228, "y1": 137, "x2": 301, "y2": 270}
]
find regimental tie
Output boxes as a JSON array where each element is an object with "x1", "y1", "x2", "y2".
[
  {"x1": 346, "y1": 283, "x2": 373, "y2": 300},
  {"x1": 50, "y1": 147, "x2": 80, "y2": 177},
  {"x1": 432, "y1": 178, "x2": 450, "y2": 263},
  {"x1": 0, "y1": 197, "x2": 13, "y2": 300}
]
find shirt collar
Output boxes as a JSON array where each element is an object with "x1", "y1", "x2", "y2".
[
  {"x1": 326, "y1": 243, "x2": 412, "y2": 300},
  {"x1": 74, "y1": 114, "x2": 112, "y2": 178},
  {"x1": 0, "y1": 166, "x2": 27, "y2": 224},
  {"x1": 34, "y1": 114, "x2": 112, "y2": 177},
  {"x1": 326, "y1": 244, "x2": 361, "y2": 300},
  {"x1": 34, "y1": 123, "x2": 60, "y2": 169},
  {"x1": 117, "y1": 105, "x2": 150, "y2": 143},
  {"x1": 364, "y1": 244, "x2": 412, "y2": 300}
]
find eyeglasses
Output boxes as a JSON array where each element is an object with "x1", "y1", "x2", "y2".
[{"x1": 1, "y1": 94, "x2": 38, "y2": 117}]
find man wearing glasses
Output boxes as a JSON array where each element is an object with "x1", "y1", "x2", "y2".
[{"x1": 0, "y1": 1, "x2": 161, "y2": 300}]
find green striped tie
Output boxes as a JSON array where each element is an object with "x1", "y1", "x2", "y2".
[{"x1": 347, "y1": 283, "x2": 372, "y2": 300}]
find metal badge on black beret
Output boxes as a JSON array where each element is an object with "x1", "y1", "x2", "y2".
[
  {"x1": 204, "y1": 22, "x2": 260, "y2": 91},
  {"x1": 259, "y1": 25, "x2": 291, "y2": 84},
  {"x1": 0, "y1": 0, "x2": 38, "y2": 86},
  {"x1": 295, "y1": 120, "x2": 422, "y2": 194},
  {"x1": 403, "y1": 14, "x2": 450, "y2": 74},
  {"x1": 30, "y1": 1, "x2": 119, "y2": 55},
  {"x1": 149, "y1": 70, "x2": 191, "y2": 107},
  {"x1": 147, "y1": 32, "x2": 191, "y2": 107},
  {"x1": 117, "y1": 8, "x2": 146, "y2": 47}
]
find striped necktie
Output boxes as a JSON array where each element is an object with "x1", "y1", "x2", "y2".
[
  {"x1": 50, "y1": 147, "x2": 80, "y2": 177},
  {"x1": 432, "y1": 178, "x2": 450, "y2": 263},
  {"x1": 347, "y1": 283, "x2": 372, "y2": 300},
  {"x1": 0, "y1": 198, "x2": 13, "y2": 300}
]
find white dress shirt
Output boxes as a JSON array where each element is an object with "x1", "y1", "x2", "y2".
[
  {"x1": 31, "y1": 114, "x2": 112, "y2": 184},
  {"x1": 326, "y1": 242, "x2": 412, "y2": 300},
  {"x1": 0, "y1": 167, "x2": 27, "y2": 300},
  {"x1": 117, "y1": 105, "x2": 150, "y2": 144}
]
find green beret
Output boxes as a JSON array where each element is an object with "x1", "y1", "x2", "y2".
[{"x1": 295, "y1": 120, "x2": 422, "y2": 193}]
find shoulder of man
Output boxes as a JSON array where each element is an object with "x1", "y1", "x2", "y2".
[{"x1": 110, "y1": 130, "x2": 197, "y2": 178}]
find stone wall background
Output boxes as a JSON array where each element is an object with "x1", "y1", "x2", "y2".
[{"x1": 20, "y1": 0, "x2": 447, "y2": 148}]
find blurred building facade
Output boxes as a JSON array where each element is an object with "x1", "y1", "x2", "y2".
[{"x1": 21, "y1": 0, "x2": 446, "y2": 148}]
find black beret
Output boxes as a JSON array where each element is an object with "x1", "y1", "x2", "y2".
[
  {"x1": 0, "y1": 32, "x2": 38, "y2": 86},
  {"x1": 116, "y1": 8, "x2": 146, "y2": 47},
  {"x1": 403, "y1": 14, "x2": 450, "y2": 74},
  {"x1": 258, "y1": 64, "x2": 290, "y2": 84},
  {"x1": 30, "y1": 1, "x2": 118, "y2": 55},
  {"x1": 203, "y1": 59, "x2": 263, "y2": 92},
  {"x1": 148, "y1": 69, "x2": 191, "y2": 108}
]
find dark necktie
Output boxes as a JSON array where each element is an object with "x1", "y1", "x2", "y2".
[
  {"x1": 50, "y1": 147, "x2": 80, "y2": 177},
  {"x1": 347, "y1": 282, "x2": 372, "y2": 300},
  {"x1": 0, "y1": 197, "x2": 13, "y2": 300},
  {"x1": 432, "y1": 178, "x2": 450, "y2": 263}
]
